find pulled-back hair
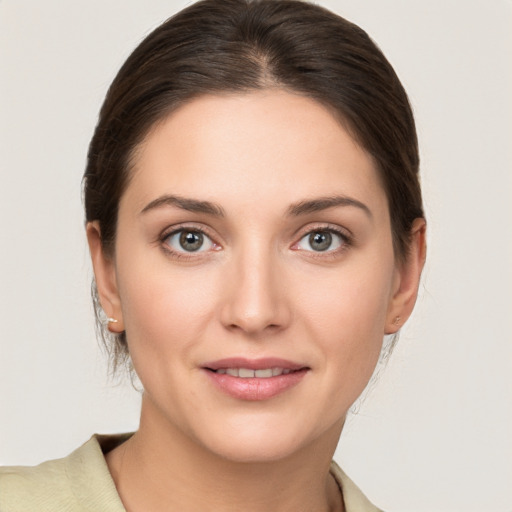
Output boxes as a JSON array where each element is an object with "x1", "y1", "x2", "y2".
[{"x1": 83, "y1": 0, "x2": 424, "y2": 371}]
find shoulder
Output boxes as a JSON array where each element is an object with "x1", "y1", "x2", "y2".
[
  {"x1": 0, "y1": 456, "x2": 74, "y2": 511},
  {"x1": 330, "y1": 460, "x2": 385, "y2": 512},
  {"x1": 0, "y1": 434, "x2": 130, "y2": 512}
]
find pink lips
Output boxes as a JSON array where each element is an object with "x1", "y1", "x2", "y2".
[{"x1": 202, "y1": 357, "x2": 309, "y2": 401}]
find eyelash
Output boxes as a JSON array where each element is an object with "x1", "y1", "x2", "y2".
[
  {"x1": 159, "y1": 224, "x2": 219, "y2": 261},
  {"x1": 158, "y1": 223, "x2": 353, "y2": 261},
  {"x1": 292, "y1": 224, "x2": 353, "y2": 259}
]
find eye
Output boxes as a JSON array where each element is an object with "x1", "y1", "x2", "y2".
[
  {"x1": 164, "y1": 229, "x2": 215, "y2": 253},
  {"x1": 296, "y1": 229, "x2": 345, "y2": 252}
]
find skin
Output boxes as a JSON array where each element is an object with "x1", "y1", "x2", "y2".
[{"x1": 88, "y1": 90, "x2": 426, "y2": 512}]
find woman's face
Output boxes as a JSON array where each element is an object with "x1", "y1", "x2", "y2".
[{"x1": 91, "y1": 90, "x2": 413, "y2": 462}]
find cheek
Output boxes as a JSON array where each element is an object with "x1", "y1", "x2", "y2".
[
  {"x1": 296, "y1": 257, "x2": 394, "y2": 386},
  {"x1": 300, "y1": 265, "x2": 392, "y2": 338},
  {"x1": 115, "y1": 250, "x2": 220, "y2": 366}
]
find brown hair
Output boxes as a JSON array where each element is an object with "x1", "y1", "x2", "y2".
[{"x1": 83, "y1": 0, "x2": 424, "y2": 370}]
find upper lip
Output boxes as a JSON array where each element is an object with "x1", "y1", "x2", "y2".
[{"x1": 202, "y1": 357, "x2": 307, "y2": 371}]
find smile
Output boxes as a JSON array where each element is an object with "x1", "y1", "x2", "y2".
[
  {"x1": 212, "y1": 368, "x2": 295, "y2": 378},
  {"x1": 202, "y1": 358, "x2": 309, "y2": 401}
]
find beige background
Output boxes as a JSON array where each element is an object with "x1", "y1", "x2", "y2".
[{"x1": 1, "y1": 1, "x2": 511, "y2": 511}]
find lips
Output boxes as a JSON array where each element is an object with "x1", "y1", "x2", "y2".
[
  {"x1": 215, "y1": 367, "x2": 294, "y2": 378},
  {"x1": 202, "y1": 358, "x2": 309, "y2": 401}
]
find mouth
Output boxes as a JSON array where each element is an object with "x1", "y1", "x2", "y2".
[
  {"x1": 207, "y1": 367, "x2": 300, "y2": 378},
  {"x1": 202, "y1": 358, "x2": 309, "y2": 401}
]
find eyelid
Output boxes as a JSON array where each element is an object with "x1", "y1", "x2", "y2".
[
  {"x1": 156, "y1": 222, "x2": 352, "y2": 259},
  {"x1": 159, "y1": 222, "x2": 217, "y2": 240},
  {"x1": 290, "y1": 223, "x2": 353, "y2": 254},
  {"x1": 159, "y1": 223, "x2": 222, "y2": 258},
  {"x1": 293, "y1": 222, "x2": 353, "y2": 242}
]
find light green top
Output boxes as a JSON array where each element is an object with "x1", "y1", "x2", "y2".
[{"x1": 0, "y1": 434, "x2": 382, "y2": 512}]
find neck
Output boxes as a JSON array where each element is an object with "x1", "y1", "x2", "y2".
[{"x1": 107, "y1": 396, "x2": 345, "y2": 512}]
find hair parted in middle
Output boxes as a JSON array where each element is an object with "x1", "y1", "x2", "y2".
[{"x1": 83, "y1": 0, "x2": 424, "y2": 371}]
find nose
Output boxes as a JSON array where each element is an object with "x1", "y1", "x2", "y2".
[{"x1": 219, "y1": 246, "x2": 292, "y2": 337}]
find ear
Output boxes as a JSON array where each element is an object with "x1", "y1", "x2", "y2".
[
  {"x1": 86, "y1": 221, "x2": 125, "y2": 333},
  {"x1": 385, "y1": 218, "x2": 427, "y2": 334}
]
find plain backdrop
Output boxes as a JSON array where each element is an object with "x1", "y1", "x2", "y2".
[{"x1": 0, "y1": 1, "x2": 511, "y2": 511}]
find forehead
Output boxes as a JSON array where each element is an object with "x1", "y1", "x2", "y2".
[{"x1": 123, "y1": 90, "x2": 387, "y2": 217}]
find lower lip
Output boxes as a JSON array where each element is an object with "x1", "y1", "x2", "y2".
[{"x1": 204, "y1": 369, "x2": 308, "y2": 401}]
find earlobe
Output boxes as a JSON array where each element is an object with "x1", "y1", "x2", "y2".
[
  {"x1": 86, "y1": 221, "x2": 125, "y2": 333},
  {"x1": 385, "y1": 218, "x2": 427, "y2": 334}
]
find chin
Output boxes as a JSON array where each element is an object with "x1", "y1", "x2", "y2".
[
  {"x1": 203, "y1": 434, "x2": 306, "y2": 464},
  {"x1": 191, "y1": 414, "x2": 342, "y2": 464}
]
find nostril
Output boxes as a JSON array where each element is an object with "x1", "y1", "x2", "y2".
[
  {"x1": 219, "y1": 273, "x2": 292, "y2": 335},
  {"x1": 226, "y1": 321, "x2": 282, "y2": 334}
]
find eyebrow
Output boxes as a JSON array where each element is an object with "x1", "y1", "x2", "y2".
[
  {"x1": 287, "y1": 195, "x2": 372, "y2": 218},
  {"x1": 140, "y1": 193, "x2": 371, "y2": 219},
  {"x1": 140, "y1": 194, "x2": 225, "y2": 217}
]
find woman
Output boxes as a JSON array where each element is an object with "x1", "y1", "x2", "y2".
[{"x1": 0, "y1": 0, "x2": 426, "y2": 510}]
